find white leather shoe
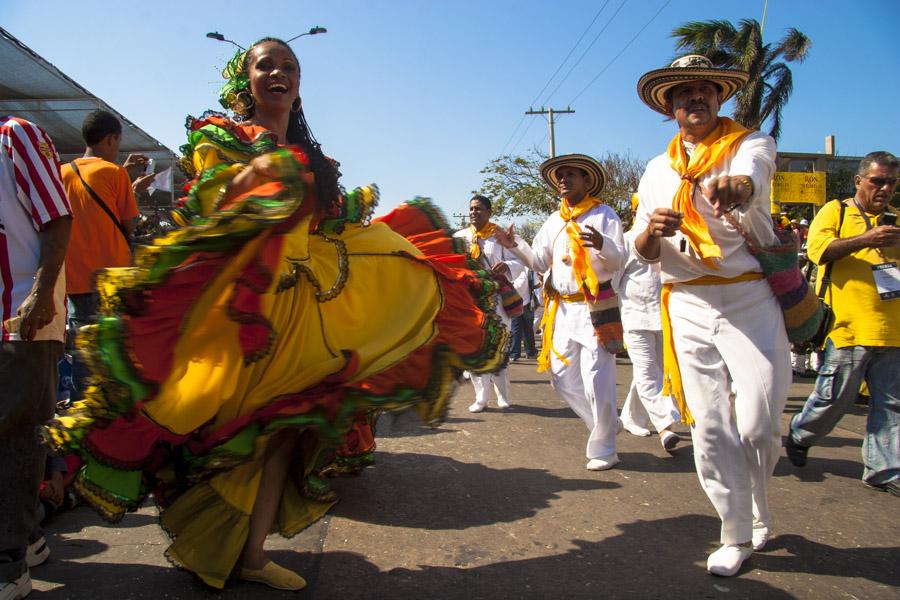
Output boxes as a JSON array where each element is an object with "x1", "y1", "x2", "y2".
[
  {"x1": 468, "y1": 402, "x2": 486, "y2": 413},
  {"x1": 622, "y1": 422, "x2": 651, "y2": 437},
  {"x1": 707, "y1": 544, "x2": 752, "y2": 576},
  {"x1": 660, "y1": 430, "x2": 680, "y2": 452},
  {"x1": 752, "y1": 525, "x2": 770, "y2": 551},
  {"x1": 586, "y1": 454, "x2": 620, "y2": 471},
  {"x1": 497, "y1": 398, "x2": 510, "y2": 409}
]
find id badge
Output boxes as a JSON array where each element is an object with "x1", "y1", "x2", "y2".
[{"x1": 872, "y1": 262, "x2": 900, "y2": 300}]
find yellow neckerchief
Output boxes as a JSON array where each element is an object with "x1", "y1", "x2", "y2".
[
  {"x1": 469, "y1": 222, "x2": 498, "y2": 260},
  {"x1": 559, "y1": 195, "x2": 602, "y2": 298},
  {"x1": 667, "y1": 117, "x2": 753, "y2": 269},
  {"x1": 535, "y1": 195, "x2": 602, "y2": 373},
  {"x1": 660, "y1": 271, "x2": 764, "y2": 426}
]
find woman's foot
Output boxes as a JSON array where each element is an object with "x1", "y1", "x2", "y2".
[{"x1": 240, "y1": 560, "x2": 306, "y2": 591}]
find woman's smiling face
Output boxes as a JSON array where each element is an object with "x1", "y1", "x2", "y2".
[{"x1": 247, "y1": 41, "x2": 300, "y2": 113}]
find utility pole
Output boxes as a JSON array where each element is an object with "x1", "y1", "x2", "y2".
[{"x1": 525, "y1": 106, "x2": 574, "y2": 158}]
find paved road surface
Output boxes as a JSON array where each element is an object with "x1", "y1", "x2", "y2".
[{"x1": 31, "y1": 358, "x2": 899, "y2": 599}]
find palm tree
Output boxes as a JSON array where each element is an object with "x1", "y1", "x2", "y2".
[{"x1": 671, "y1": 18, "x2": 811, "y2": 141}]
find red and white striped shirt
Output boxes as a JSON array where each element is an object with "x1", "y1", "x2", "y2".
[{"x1": 0, "y1": 116, "x2": 71, "y2": 342}]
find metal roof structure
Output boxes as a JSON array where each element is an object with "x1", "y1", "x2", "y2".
[{"x1": 0, "y1": 26, "x2": 180, "y2": 206}]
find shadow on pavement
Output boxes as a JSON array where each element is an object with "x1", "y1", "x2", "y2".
[
  {"x1": 330, "y1": 452, "x2": 618, "y2": 530},
  {"x1": 32, "y1": 515, "x2": 899, "y2": 600},
  {"x1": 756, "y1": 534, "x2": 900, "y2": 588},
  {"x1": 617, "y1": 450, "x2": 696, "y2": 474},
  {"x1": 313, "y1": 515, "x2": 801, "y2": 600},
  {"x1": 773, "y1": 455, "x2": 863, "y2": 482},
  {"x1": 499, "y1": 404, "x2": 578, "y2": 419}
]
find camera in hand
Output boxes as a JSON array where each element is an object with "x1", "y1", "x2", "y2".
[{"x1": 880, "y1": 212, "x2": 897, "y2": 227}]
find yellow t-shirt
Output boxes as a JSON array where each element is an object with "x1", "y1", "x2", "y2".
[{"x1": 807, "y1": 199, "x2": 900, "y2": 348}]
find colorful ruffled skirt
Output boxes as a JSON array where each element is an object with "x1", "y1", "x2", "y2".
[{"x1": 47, "y1": 182, "x2": 506, "y2": 588}]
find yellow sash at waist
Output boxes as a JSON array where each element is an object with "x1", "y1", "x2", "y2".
[
  {"x1": 560, "y1": 291, "x2": 586, "y2": 302},
  {"x1": 680, "y1": 272, "x2": 764, "y2": 286}
]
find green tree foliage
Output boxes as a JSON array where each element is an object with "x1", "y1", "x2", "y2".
[
  {"x1": 671, "y1": 18, "x2": 812, "y2": 140},
  {"x1": 476, "y1": 150, "x2": 646, "y2": 224}
]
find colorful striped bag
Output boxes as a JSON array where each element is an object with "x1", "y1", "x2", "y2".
[
  {"x1": 725, "y1": 214, "x2": 825, "y2": 344},
  {"x1": 589, "y1": 280, "x2": 624, "y2": 354}
]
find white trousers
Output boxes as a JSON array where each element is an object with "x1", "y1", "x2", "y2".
[
  {"x1": 621, "y1": 328, "x2": 680, "y2": 433},
  {"x1": 470, "y1": 368, "x2": 509, "y2": 407},
  {"x1": 550, "y1": 338, "x2": 618, "y2": 459},
  {"x1": 670, "y1": 279, "x2": 790, "y2": 545}
]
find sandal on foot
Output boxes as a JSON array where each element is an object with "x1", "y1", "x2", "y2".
[{"x1": 240, "y1": 561, "x2": 306, "y2": 591}]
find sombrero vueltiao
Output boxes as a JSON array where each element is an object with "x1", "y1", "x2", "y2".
[
  {"x1": 540, "y1": 154, "x2": 607, "y2": 198},
  {"x1": 637, "y1": 54, "x2": 749, "y2": 116}
]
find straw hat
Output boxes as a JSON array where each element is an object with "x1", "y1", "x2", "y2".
[
  {"x1": 540, "y1": 154, "x2": 607, "y2": 198},
  {"x1": 637, "y1": 55, "x2": 749, "y2": 116}
]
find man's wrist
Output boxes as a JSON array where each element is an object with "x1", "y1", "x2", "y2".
[{"x1": 735, "y1": 175, "x2": 754, "y2": 200}]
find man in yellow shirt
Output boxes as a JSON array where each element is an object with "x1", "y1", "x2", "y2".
[{"x1": 786, "y1": 151, "x2": 900, "y2": 497}]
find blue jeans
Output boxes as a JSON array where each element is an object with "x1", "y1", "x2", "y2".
[
  {"x1": 68, "y1": 293, "x2": 98, "y2": 402},
  {"x1": 790, "y1": 339, "x2": 900, "y2": 485},
  {"x1": 509, "y1": 310, "x2": 536, "y2": 359}
]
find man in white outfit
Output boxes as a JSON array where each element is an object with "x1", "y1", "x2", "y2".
[
  {"x1": 612, "y1": 194, "x2": 681, "y2": 450},
  {"x1": 495, "y1": 155, "x2": 625, "y2": 471},
  {"x1": 454, "y1": 195, "x2": 523, "y2": 412},
  {"x1": 632, "y1": 55, "x2": 791, "y2": 577}
]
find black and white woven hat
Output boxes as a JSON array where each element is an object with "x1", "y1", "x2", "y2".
[
  {"x1": 637, "y1": 54, "x2": 749, "y2": 116},
  {"x1": 540, "y1": 154, "x2": 607, "y2": 198}
]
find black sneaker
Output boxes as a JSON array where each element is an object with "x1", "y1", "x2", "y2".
[
  {"x1": 784, "y1": 434, "x2": 808, "y2": 467},
  {"x1": 864, "y1": 480, "x2": 900, "y2": 497}
]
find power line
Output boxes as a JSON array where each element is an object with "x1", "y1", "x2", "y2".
[
  {"x1": 508, "y1": 117, "x2": 537, "y2": 156},
  {"x1": 567, "y1": 0, "x2": 671, "y2": 106},
  {"x1": 525, "y1": 107, "x2": 575, "y2": 158},
  {"x1": 527, "y1": 0, "x2": 611, "y2": 108},
  {"x1": 540, "y1": 0, "x2": 629, "y2": 107},
  {"x1": 497, "y1": 1, "x2": 610, "y2": 157}
]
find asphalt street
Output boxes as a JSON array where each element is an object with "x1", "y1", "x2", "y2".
[{"x1": 30, "y1": 358, "x2": 899, "y2": 599}]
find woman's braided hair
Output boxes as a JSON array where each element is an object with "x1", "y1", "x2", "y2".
[{"x1": 219, "y1": 37, "x2": 342, "y2": 212}]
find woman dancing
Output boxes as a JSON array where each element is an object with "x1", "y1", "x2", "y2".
[{"x1": 48, "y1": 38, "x2": 506, "y2": 591}]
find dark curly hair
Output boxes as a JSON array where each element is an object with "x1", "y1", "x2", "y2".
[{"x1": 238, "y1": 37, "x2": 343, "y2": 213}]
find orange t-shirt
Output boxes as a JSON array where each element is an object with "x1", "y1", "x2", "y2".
[{"x1": 61, "y1": 157, "x2": 139, "y2": 294}]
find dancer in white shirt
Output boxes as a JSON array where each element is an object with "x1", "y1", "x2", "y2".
[
  {"x1": 612, "y1": 195, "x2": 681, "y2": 450},
  {"x1": 496, "y1": 154, "x2": 625, "y2": 470},
  {"x1": 633, "y1": 55, "x2": 790, "y2": 577},
  {"x1": 455, "y1": 195, "x2": 524, "y2": 412}
]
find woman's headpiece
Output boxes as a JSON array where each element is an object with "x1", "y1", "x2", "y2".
[{"x1": 218, "y1": 48, "x2": 253, "y2": 116}]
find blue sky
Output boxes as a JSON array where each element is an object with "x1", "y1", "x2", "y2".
[{"x1": 5, "y1": 0, "x2": 898, "y2": 220}]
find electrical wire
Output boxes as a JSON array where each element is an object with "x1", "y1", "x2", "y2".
[
  {"x1": 567, "y1": 0, "x2": 671, "y2": 105},
  {"x1": 540, "y1": 0, "x2": 628, "y2": 106},
  {"x1": 497, "y1": 2, "x2": 610, "y2": 156}
]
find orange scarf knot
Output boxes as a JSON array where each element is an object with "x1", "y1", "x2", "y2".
[
  {"x1": 469, "y1": 222, "x2": 498, "y2": 260},
  {"x1": 667, "y1": 117, "x2": 753, "y2": 269},
  {"x1": 559, "y1": 195, "x2": 602, "y2": 300}
]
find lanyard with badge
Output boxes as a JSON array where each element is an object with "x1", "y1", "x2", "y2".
[{"x1": 852, "y1": 199, "x2": 900, "y2": 300}]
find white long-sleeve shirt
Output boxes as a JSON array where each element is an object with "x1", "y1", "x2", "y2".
[
  {"x1": 612, "y1": 228, "x2": 662, "y2": 332},
  {"x1": 508, "y1": 201, "x2": 625, "y2": 348},
  {"x1": 454, "y1": 227, "x2": 524, "y2": 324},
  {"x1": 633, "y1": 130, "x2": 778, "y2": 283}
]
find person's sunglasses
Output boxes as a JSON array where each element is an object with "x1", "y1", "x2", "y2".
[{"x1": 864, "y1": 176, "x2": 898, "y2": 187}]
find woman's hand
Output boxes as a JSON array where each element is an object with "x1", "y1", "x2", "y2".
[{"x1": 224, "y1": 155, "x2": 280, "y2": 202}]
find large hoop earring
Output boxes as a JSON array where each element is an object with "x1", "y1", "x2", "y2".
[
  {"x1": 231, "y1": 90, "x2": 255, "y2": 117},
  {"x1": 291, "y1": 97, "x2": 302, "y2": 113}
]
